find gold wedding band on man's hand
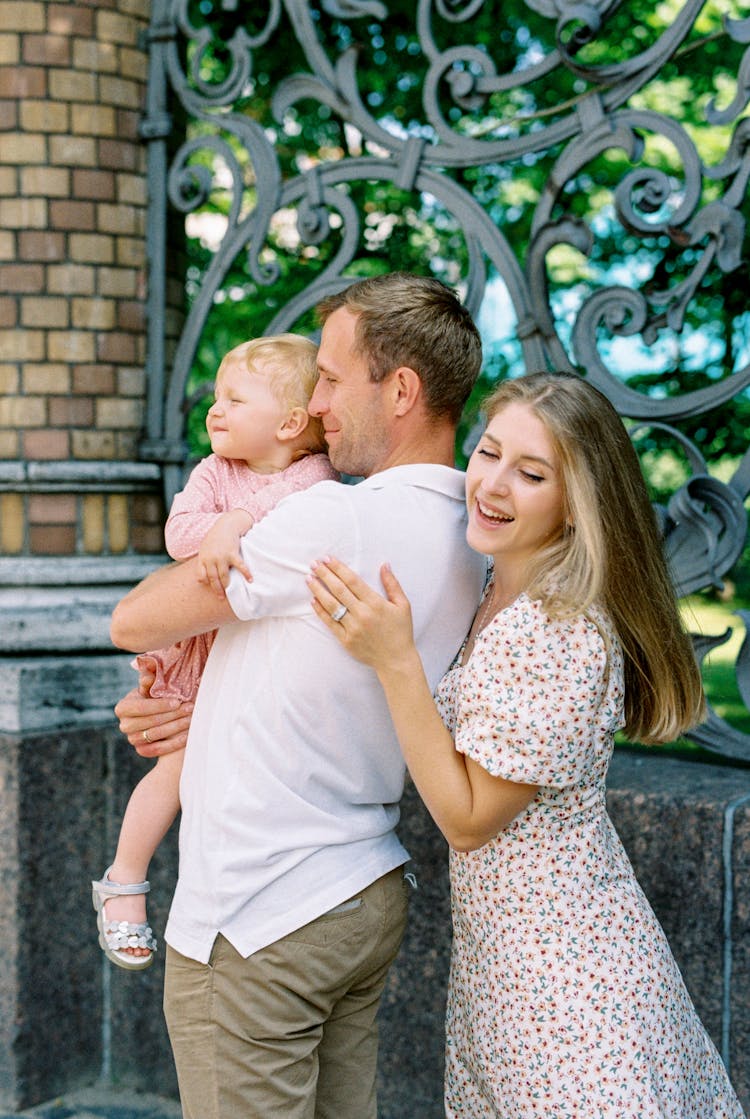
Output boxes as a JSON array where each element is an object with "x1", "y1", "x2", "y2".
[
  {"x1": 331, "y1": 604, "x2": 348, "y2": 623},
  {"x1": 142, "y1": 729, "x2": 152, "y2": 744}
]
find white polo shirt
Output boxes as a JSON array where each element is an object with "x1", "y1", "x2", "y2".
[{"x1": 165, "y1": 464, "x2": 487, "y2": 964}]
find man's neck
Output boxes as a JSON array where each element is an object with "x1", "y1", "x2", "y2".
[{"x1": 372, "y1": 424, "x2": 458, "y2": 474}]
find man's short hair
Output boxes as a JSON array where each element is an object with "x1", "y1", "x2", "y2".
[{"x1": 317, "y1": 273, "x2": 482, "y2": 424}]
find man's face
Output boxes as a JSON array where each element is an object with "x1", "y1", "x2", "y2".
[{"x1": 309, "y1": 307, "x2": 393, "y2": 477}]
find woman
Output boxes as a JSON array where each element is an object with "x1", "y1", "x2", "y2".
[{"x1": 308, "y1": 371, "x2": 743, "y2": 1117}]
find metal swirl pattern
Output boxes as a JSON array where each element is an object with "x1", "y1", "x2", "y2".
[{"x1": 140, "y1": 0, "x2": 750, "y2": 758}]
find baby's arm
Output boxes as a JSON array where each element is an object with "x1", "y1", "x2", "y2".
[
  {"x1": 196, "y1": 509, "x2": 255, "y2": 596},
  {"x1": 193, "y1": 461, "x2": 337, "y2": 595},
  {"x1": 164, "y1": 456, "x2": 231, "y2": 560}
]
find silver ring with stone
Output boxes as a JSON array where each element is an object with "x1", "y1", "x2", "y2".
[{"x1": 331, "y1": 604, "x2": 347, "y2": 623}]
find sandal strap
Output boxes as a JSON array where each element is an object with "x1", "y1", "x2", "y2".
[{"x1": 92, "y1": 866, "x2": 150, "y2": 899}]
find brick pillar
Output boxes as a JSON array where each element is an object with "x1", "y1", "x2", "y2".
[
  {"x1": 0, "y1": 0, "x2": 170, "y2": 687},
  {"x1": 0, "y1": 2, "x2": 180, "y2": 1108},
  {"x1": 0, "y1": 0, "x2": 166, "y2": 562}
]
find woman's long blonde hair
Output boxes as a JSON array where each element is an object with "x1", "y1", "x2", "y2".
[{"x1": 482, "y1": 371, "x2": 705, "y2": 745}]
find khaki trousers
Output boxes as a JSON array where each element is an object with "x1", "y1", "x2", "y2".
[{"x1": 163, "y1": 867, "x2": 410, "y2": 1119}]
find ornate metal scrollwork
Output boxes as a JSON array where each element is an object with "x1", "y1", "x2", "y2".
[{"x1": 140, "y1": 0, "x2": 750, "y2": 759}]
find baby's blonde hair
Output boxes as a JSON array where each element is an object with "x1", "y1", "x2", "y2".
[{"x1": 217, "y1": 334, "x2": 326, "y2": 454}]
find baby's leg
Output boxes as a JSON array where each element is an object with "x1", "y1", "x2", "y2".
[{"x1": 105, "y1": 750, "x2": 183, "y2": 952}]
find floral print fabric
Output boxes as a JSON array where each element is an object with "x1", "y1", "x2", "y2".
[{"x1": 435, "y1": 593, "x2": 744, "y2": 1118}]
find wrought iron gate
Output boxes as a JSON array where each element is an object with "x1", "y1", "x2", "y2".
[{"x1": 139, "y1": 0, "x2": 750, "y2": 759}]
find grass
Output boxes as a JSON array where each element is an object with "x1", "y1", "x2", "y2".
[
  {"x1": 617, "y1": 592, "x2": 750, "y2": 764},
  {"x1": 681, "y1": 594, "x2": 750, "y2": 731}
]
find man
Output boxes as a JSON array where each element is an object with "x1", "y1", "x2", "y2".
[{"x1": 110, "y1": 272, "x2": 487, "y2": 1119}]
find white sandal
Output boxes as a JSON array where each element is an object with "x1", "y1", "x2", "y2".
[{"x1": 91, "y1": 867, "x2": 158, "y2": 971}]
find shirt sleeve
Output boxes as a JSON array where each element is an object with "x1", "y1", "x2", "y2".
[
  {"x1": 454, "y1": 599, "x2": 612, "y2": 789},
  {"x1": 225, "y1": 480, "x2": 358, "y2": 620},
  {"x1": 164, "y1": 456, "x2": 228, "y2": 559}
]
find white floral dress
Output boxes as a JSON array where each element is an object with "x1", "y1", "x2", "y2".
[{"x1": 435, "y1": 593, "x2": 744, "y2": 1119}]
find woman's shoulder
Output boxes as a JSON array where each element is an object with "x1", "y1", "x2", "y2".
[{"x1": 496, "y1": 594, "x2": 612, "y2": 657}]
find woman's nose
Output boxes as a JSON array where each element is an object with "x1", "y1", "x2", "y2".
[{"x1": 485, "y1": 471, "x2": 510, "y2": 497}]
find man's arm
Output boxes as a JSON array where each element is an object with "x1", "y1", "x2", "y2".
[{"x1": 110, "y1": 556, "x2": 238, "y2": 652}]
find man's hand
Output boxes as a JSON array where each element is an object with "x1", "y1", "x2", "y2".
[{"x1": 115, "y1": 686, "x2": 193, "y2": 757}]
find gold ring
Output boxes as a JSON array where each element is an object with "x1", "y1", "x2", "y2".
[{"x1": 143, "y1": 729, "x2": 152, "y2": 744}]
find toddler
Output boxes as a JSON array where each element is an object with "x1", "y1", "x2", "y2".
[{"x1": 92, "y1": 333, "x2": 338, "y2": 968}]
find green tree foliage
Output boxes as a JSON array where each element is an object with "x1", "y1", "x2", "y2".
[{"x1": 179, "y1": 0, "x2": 750, "y2": 472}]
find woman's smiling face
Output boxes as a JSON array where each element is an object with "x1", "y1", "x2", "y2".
[{"x1": 465, "y1": 401, "x2": 566, "y2": 570}]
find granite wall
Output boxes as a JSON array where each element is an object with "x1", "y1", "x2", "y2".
[
  {"x1": 0, "y1": 727, "x2": 747, "y2": 1115},
  {"x1": 0, "y1": 720, "x2": 177, "y2": 1110}
]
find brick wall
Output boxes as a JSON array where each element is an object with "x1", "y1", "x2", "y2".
[{"x1": 0, "y1": 0, "x2": 166, "y2": 557}]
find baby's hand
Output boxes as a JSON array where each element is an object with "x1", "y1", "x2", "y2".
[{"x1": 196, "y1": 509, "x2": 254, "y2": 596}]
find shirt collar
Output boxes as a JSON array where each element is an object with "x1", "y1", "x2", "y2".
[{"x1": 359, "y1": 462, "x2": 467, "y2": 499}]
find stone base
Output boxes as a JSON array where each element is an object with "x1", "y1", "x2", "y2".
[
  {"x1": 0, "y1": 656, "x2": 136, "y2": 735},
  {"x1": 376, "y1": 750, "x2": 750, "y2": 1118},
  {"x1": 0, "y1": 724, "x2": 178, "y2": 1111},
  {"x1": 0, "y1": 733, "x2": 747, "y2": 1114}
]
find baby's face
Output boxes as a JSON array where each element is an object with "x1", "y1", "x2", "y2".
[{"x1": 206, "y1": 359, "x2": 289, "y2": 467}]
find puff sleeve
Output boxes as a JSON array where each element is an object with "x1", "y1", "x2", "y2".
[{"x1": 454, "y1": 596, "x2": 622, "y2": 789}]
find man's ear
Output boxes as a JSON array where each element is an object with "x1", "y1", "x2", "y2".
[
  {"x1": 277, "y1": 407, "x2": 310, "y2": 441},
  {"x1": 390, "y1": 365, "x2": 422, "y2": 417}
]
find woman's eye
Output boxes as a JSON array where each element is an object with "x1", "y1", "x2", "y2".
[
  {"x1": 477, "y1": 447, "x2": 498, "y2": 460},
  {"x1": 521, "y1": 470, "x2": 544, "y2": 483}
]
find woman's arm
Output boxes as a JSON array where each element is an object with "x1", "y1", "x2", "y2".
[{"x1": 308, "y1": 558, "x2": 537, "y2": 851}]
